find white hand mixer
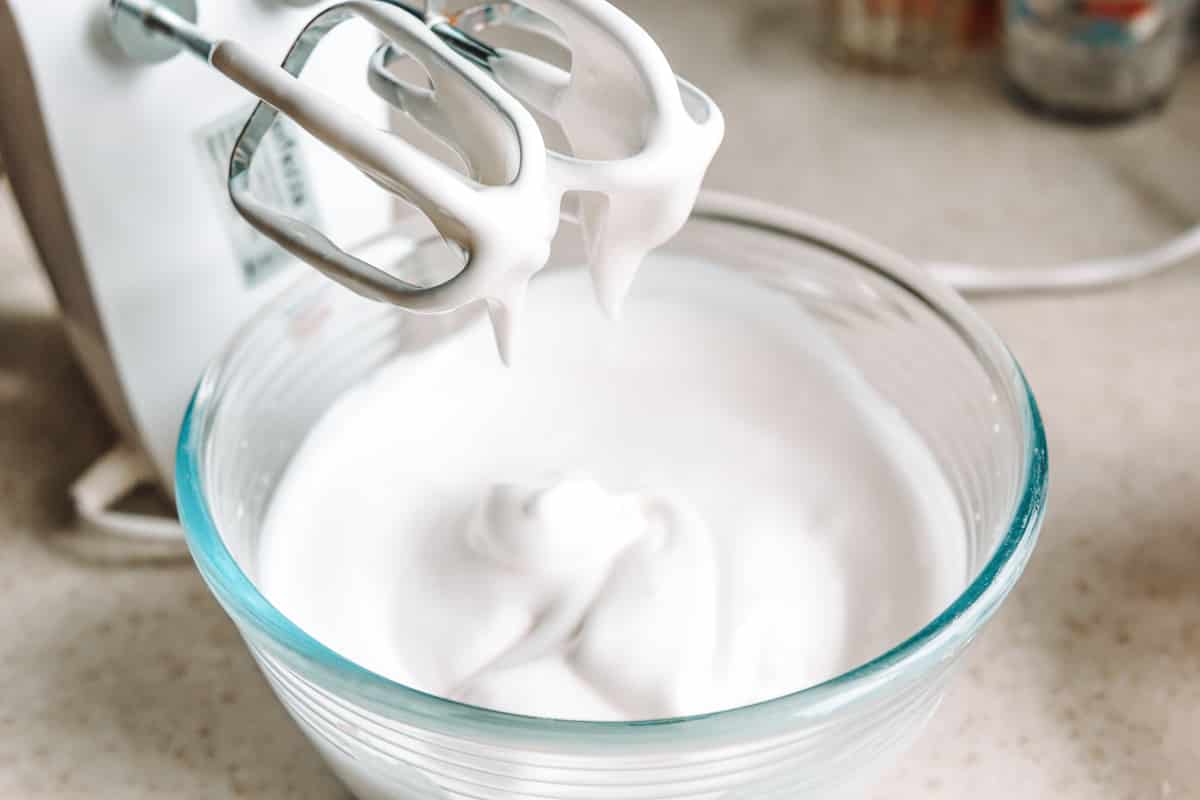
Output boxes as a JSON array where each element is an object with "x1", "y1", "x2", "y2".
[
  {"x1": 6, "y1": 0, "x2": 1193, "y2": 556},
  {"x1": 111, "y1": 0, "x2": 723, "y2": 362},
  {"x1": 0, "y1": 0, "x2": 720, "y2": 547}
]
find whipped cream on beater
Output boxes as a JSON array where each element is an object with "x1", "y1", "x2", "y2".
[
  {"x1": 257, "y1": 261, "x2": 968, "y2": 720},
  {"x1": 487, "y1": 0, "x2": 725, "y2": 319}
]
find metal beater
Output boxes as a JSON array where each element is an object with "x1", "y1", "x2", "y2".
[{"x1": 107, "y1": 0, "x2": 723, "y2": 331}]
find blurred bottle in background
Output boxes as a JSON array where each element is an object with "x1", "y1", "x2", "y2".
[
  {"x1": 828, "y1": 0, "x2": 1000, "y2": 71},
  {"x1": 1004, "y1": 0, "x2": 1197, "y2": 120}
]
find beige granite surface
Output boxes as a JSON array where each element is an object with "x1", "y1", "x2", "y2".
[{"x1": 2, "y1": 1, "x2": 1199, "y2": 797}]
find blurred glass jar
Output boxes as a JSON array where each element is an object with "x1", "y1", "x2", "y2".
[
  {"x1": 828, "y1": 0, "x2": 1000, "y2": 71},
  {"x1": 1005, "y1": 0, "x2": 1196, "y2": 120}
]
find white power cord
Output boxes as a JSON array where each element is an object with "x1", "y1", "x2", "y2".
[
  {"x1": 70, "y1": 443, "x2": 190, "y2": 556},
  {"x1": 929, "y1": 222, "x2": 1200, "y2": 293}
]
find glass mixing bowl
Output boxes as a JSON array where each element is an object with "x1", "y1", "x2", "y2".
[{"x1": 177, "y1": 192, "x2": 1047, "y2": 800}]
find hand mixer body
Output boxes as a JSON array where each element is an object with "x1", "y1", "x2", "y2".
[{"x1": 0, "y1": 0, "x2": 394, "y2": 489}]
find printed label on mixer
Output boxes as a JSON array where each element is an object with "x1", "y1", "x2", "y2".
[{"x1": 196, "y1": 106, "x2": 321, "y2": 287}]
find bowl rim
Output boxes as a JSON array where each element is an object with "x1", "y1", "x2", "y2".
[{"x1": 176, "y1": 190, "x2": 1048, "y2": 744}]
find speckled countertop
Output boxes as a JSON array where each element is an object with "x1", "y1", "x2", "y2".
[{"x1": 2, "y1": 2, "x2": 1199, "y2": 798}]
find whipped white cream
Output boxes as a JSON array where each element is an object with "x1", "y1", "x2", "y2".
[
  {"x1": 454, "y1": 477, "x2": 718, "y2": 718},
  {"x1": 256, "y1": 260, "x2": 968, "y2": 720}
]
